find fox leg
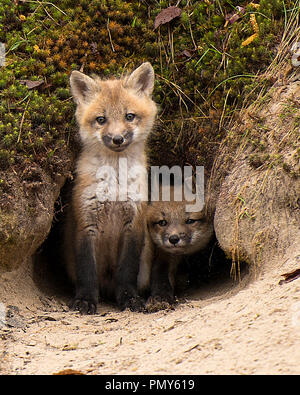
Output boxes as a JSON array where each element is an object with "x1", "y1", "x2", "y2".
[
  {"x1": 152, "y1": 260, "x2": 175, "y2": 303},
  {"x1": 116, "y1": 231, "x2": 145, "y2": 312},
  {"x1": 145, "y1": 258, "x2": 179, "y2": 312},
  {"x1": 71, "y1": 233, "x2": 98, "y2": 314}
]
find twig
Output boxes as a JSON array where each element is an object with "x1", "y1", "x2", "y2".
[
  {"x1": 17, "y1": 96, "x2": 31, "y2": 144},
  {"x1": 157, "y1": 73, "x2": 207, "y2": 116},
  {"x1": 218, "y1": 87, "x2": 231, "y2": 132},
  {"x1": 19, "y1": 0, "x2": 67, "y2": 16},
  {"x1": 107, "y1": 18, "x2": 115, "y2": 53}
]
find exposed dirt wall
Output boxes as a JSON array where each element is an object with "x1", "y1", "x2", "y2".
[{"x1": 210, "y1": 75, "x2": 299, "y2": 275}]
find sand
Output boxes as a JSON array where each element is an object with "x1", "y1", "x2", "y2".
[{"x1": 0, "y1": 244, "x2": 299, "y2": 375}]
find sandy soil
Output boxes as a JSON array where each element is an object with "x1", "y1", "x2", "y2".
[{"x1": 0, "y1": 245, "x2": 299, "y2": 375}]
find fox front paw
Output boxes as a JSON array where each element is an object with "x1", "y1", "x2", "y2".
[
  {"x1": 145, "y1": 295, "x2": 176, "y2": 313},
  {"x1": 125, "y1": 296, "x2": 146, "y2": 312},
  {"x1": 70, "y1": 297, "x2": 97, "y2": 315},
  {"x1": 117, "y1": 291, "x2": 145, "y2": 312}
]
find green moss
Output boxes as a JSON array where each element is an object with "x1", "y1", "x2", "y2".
[{"x1": 0, "y1": 0, "x2": 295, "y2": 177}]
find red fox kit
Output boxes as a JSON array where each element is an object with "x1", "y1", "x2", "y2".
[
  {"x1": 138, "y1": 187, "x2": 213, "y2": 312},
  {"x1": 65, "y1": 63, "x2": 157, "y2": 314}
]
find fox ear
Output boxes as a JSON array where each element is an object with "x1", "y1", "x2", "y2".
[
  {"x1": 70, "y1": 70, "x2": 99, "y2": 103},
  {"x1": 125, "y1": 62, "x2": 154, "y2": 96}
]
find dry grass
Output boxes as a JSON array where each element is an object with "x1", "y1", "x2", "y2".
[{"x1": 207, "y1": 1, "x2": 300, "y2": 277}]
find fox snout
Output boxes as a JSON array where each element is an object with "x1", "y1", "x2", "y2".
[
  {"x1": 168, "y1": 234, "x2": 180, "y2": 245},
  {"x1": 102, "y1": 130, "x2": 134, "y2": 152},
  {"x1": 165, "y1": 232, "x2": 189, "y2": 247},
  {"x1": 159, "y1": 232, "x2": 190, "y2": 255}
]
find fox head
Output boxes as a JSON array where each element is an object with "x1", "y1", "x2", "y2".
[
  {"x1": 70, "y1": 63, "x2": 157, "y2": 153},
  {"x1": 146, "y1": 200, "x2": 213, "y2": 255},
  {"x1": 146, "y1": 185, "x2": 213, "y2": 255}
]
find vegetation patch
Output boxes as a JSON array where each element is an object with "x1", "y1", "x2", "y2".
[
  {"x1": 0, "y1": 0, "x2": 298, "y2": 270},
  {"x1": 0, "y1": 0, "x2": 295, "y2": 179}
]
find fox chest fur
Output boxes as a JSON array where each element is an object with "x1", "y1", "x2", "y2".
[{"x1": 65, "y1": 62, "x2": 157, "y2": 313}]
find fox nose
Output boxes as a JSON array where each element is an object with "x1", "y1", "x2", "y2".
[
  {"x1": 112, "y1": 135, "x2": 124, "y2": 146},
  {"x1": 169, "y1": 234, "x2": 180, "y2": 245}
]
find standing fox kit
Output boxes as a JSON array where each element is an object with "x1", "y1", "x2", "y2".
[
  {"x1": 138, "y1": 191, "x2": 213, "y2": 311},
  {"x1": 65, "y1": 63, "x2": 157, "y2": 314}
]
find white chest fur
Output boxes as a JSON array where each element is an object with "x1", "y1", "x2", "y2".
[{"x1": 77, "y1": 148, "x2": 148, "y2": 205}]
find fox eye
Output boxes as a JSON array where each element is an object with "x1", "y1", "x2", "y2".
[
  {"x1": 157, "y1": 219, "x2": 167, "y2": 227},
  {"x1": 186, "y1": 219, "x2": 196, "y2": 224},
  {"x1": 96, "y1": 116, "x2": 106, "y2": 125},
  {"x1": 125, "y1": 113, "x2": 135, "y2": 122}
]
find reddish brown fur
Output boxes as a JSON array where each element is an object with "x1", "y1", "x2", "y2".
[
  {"x1": 137, "y1": 191, "x2": 213, "y2": 310},
  {"x1": 65, "y1": 63, "x2": 157, "y2": 313}
]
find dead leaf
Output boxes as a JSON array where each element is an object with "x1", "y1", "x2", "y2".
[
  {"x1": 249, "y1": 2, "x2": 260, "y2": 9},
  {"x1": 184, "y1": 344, "x2": 200, "y2": 353},
  {"x1": 279, "y1": 268, "x2": 300, "y2": 285},
  {"x1": 53, "y1": 369, "x2": 85, "y2": 375},
  {"x1": 242, "y1": 13, "x2": 259, "y2": 46},
  {"x1": 90, "y1": 42, "x2": 98, "y2": 55},
  {"x1": 225, "y1": 6, "x2": 245, "y2": 26},
  {"x1": 154, "y1": 6, "x2": 182, "y2": 30},
  {"x1": 250, "y1": 13, "x2": 259, "y2": 33},
  {"x1": 241, "y1": 33, "x2": 258, "y2": 47},
  {"x1": 181, "y1": 49, "x2": 192, "y2": 58},
  {"x1": 37, "y1": 315, "x2": 57, "y2": 322},
  {"x1": 62, "y1": 343, "x2": 78, "y2": 351},
  {"x1": 105, "y1": 317, "x2": 118, "y2": 323},
  {"x1": 19, "y1": 80, "x2": 44, "y2": 89}
]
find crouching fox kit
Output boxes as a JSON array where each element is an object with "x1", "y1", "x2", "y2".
[
  {"x1": 65, "y1": 63, "x2": 157, "y2": 314},
  {"x1": 138, "y1": 188, "x2": 213, "y2": 311}
]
